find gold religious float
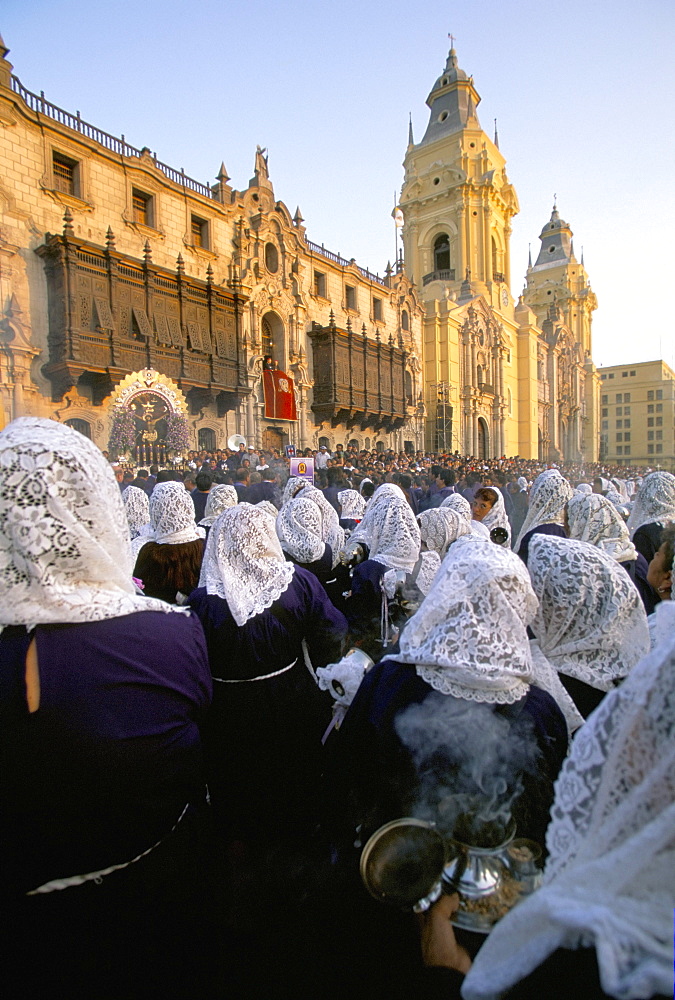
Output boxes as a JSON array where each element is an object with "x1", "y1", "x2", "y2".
[{"x1": 108, "y1": 369, "x2": 188, "y2": 465}]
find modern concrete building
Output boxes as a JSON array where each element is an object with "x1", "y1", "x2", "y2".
[{"x1": 597, "y1": 360, "x2": 675, "y2": 469}]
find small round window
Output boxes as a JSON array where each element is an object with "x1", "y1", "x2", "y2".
[
  {"x1": 549, "y1": 246, "x2": 555, "y2": 253},
  {"x1": 439, "y1": 110, "x2": 449, "y2": 122},
  {"x1": 433, "y1": 177, "x2": 440, "y2": 186},
  {"x1": 265, "y1": 242, "x2": 279, "y2": 273}
]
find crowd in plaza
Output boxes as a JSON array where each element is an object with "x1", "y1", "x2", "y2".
[{"x1": 1, "y1": 418, "x2": 673, "y2": 999}]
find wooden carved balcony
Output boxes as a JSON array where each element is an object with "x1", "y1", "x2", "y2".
[
  {"x1": 308, "y1": 322, "x2": 408, "y2": 431},
  {"x1": 35, "y1": 232, "x2": 249, "y2": 405}
]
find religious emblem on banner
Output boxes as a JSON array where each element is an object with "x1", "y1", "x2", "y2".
[
  {"x1": 108, "y1": 368, "x2": 189, "y2": 464},
  {"x1": 262, "y1": 368, "x2": 298, "y2": 421}
]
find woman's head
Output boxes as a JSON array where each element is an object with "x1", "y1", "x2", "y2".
[
  {"x1": 471, "y1": 487, "x2": 498, "y2": 522},
  {"x1": 647, "y1": 521, "x2": 675, "y2": 600}
]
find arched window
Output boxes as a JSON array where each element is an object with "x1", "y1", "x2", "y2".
[
  {"x1": 348, "y1": 438, "x2": 359, "y2": 450},
  {"x1": 476, "y1": 365, "x2": 484, "y2": 386},
  {"x1": 364, "y1": 437, "x2": 371, "y2": 451},
  {"x1": 318, "y1": 435, "x2": 330, "y2": 449},
  {"x1": 198, "y1": 427, "x2": 216, "y2": 452},
  {"x1": 375, "y1": 441, "x2": 385, "y2": 453},
  {"x1": 405, "y1": 371, "x2": 413, "y2": 406},
  {"x1": 261, "y1": 317, "x2": 274, "y2": 358},
  {"x1": 433, "y1": 234, "x2": 450, "y2": 272},
  {"x1": 64, "y1": 418, "x2": 91, "y2": 439},
  {"x1": 401, "y1": 309, "x2": 409, "y2": 331},
  {"x1": 264, "y1": 242, "x2": 279, "y2": 273}
]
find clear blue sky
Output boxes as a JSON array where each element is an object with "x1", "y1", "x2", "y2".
[{"x1": 3, "y1": 0, "x2": 674, "y2": 367}]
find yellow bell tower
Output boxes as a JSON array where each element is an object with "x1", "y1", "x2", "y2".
[{"x1": 400, "y1": 44, "x2": 519, "y2": 317}]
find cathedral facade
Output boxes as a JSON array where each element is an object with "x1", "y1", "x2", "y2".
[
  {"x1": 0, "y1": 38, "x2": 424, "y2": 456},
  {"x1": 0, "y1": 35, "x2": 599, "y2": 461},
  {"x1": 400, "y1": 45, "x2": 600, "y2": 460}
]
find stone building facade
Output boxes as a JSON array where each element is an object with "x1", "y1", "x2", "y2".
[
  {"x1": 400, "y1": 45, "x2": 600, "y2": 460},
  {"x1": 0, "y1": 38, "x2": 425, "y2": 455}
]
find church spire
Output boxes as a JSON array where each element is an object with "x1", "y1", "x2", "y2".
[
  {"x1": 419, "y1": 42, "x2": 482, "y2": 146},
  {"x1": 494, "y1": 118, "x2": 499, "y2": 148},
  {"x1": 408, "y1": 113, "x2": 414, "y2": 148}
]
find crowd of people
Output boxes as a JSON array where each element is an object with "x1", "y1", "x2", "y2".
[{"x1": 1, "y1": 418, "x2": 673, "y2": 999}]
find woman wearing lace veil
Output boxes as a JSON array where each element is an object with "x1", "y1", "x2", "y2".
[
  {"x1": 189, "y1": 503, "x2": 347, "y2": 844},
  {"x1": 423, "y1": 619, "x2": 675, "y2": 1000},
  {"x1": 527, "y1": 534, "x2": 650, "y2": 719},
  {"x1": 122, "y1": 483, "x2": 151, "y2": 539},
  {"x1": 342, "y1": 484, "x2": 423, "y2": 655},
  {"x1": 197, "y1": 482, "x2": 237, "y2": 533},
  {"x1": 513, "y1": 468, "x2": 573, "y2": 561},
  {"x1": 567, "y1": 492, "x2": 657, "y2": 614},
  {"x1": 337, "y1": 487, "x2": 366, "y2": 531},
  {"x1": 418, "y1": 507, "x2": 472, "y2": 560},
  {"x1": 626, "y1": 471, "x2": 675, "y2": 563},
  {"x1": 132, "y1": 480, "x2": 205, "y2": 603},
  {"x1": 331, "y1": 538, "x2": 567, "y2": 849},
  {"x1": 440, "y1": 493, "x2": 490, "y2": 538},
  {"x1": 0, "y1": 418, "x2": 217, "y2": 998}
]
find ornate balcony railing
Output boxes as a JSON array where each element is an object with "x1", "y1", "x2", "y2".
[
  {"x1": 11, "y1": 75, "x2": 217, "y2": 201},
  {"x1": 305, "y1": 240, "x2": 387, "y2": 287},
  {"x1": 492, "y1": 271, "x2": 505, "y2": 283},
  {"x1": 422, "y1": 268, "x2": 455, "y2": 286}
]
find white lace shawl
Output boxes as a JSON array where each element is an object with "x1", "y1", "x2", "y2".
[
  {"x1": 0, "y1": 417, "x2": 187, "y2": 629},
  {"x1": 276, "y1": 497, "x2": 325, "y2": 564},
  {"x1": 567, "y1": 493, "x2": 637, "y2": 563},
  {"x1": 440, "y1": 493, "x2": 472, "y2": 518},
  {"x1": 480, "y1": 489, "x2": 511, "y2": 544},
  {"x1": 418, "y1": 508, "x2": 471, "y2": 559},
  {"x1": 415, "y1": 548, "x2": 442, "y2": 596},
  {"x1": 198, "y1": 504, "x2": 295, "y2": 626},
  {"x1": 574, "y1": 482, "x2": 592, "y2": 495},
  {"x1": 281, "y1": 476, "x2": 308, "y2": 507},
  {"x1": 513, "y1": 469, "x2": 573, "y2": 552},
  {"x1": 256, "y1": 500, "x2": 279, "y2": 521},
  {"x1": 294, "y1": 484, "x2": 344, "y2": 567},
  {"x1": 384, "y1": 537, "x2": 537, "y2": 705},
  {"x1": 528, "y1": 534, "x2": 650, "y2": 692},
  {"x1": 626, "y1": 471, "x2": 675, "y2": 538},
  {"x1": 343, "y1": 483, "x2": 406, "y2": 558},
  {"x1": 462, "y1": 629, "x2": 675, "y2": 1000},
  {"x1": 358, "y1": 491, "x2": 421, "y2": 573},
  {"x1": 337, "y1": 489, "x2": 366, "y2": 521},
  {"x1": 131, "y1": 482, "x2": 205, "y2": 558},
  {"x1": 198, "y1": 484, "x2": 238, "y2": 526},
  {"x1": 122, "y1": 485, "x2": 150, "y2": 539}
]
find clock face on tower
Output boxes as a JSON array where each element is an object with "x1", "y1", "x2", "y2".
[{"x1": 501, "y1": 287, "x2": 509, "y2": 307}]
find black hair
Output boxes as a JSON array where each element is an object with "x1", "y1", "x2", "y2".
[{"x1": 195, "y1": 472, "x2": 213, "y2": 491}]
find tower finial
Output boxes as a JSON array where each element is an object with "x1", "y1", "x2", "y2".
[
  {"x1": 553, "y1": 192, "x2": 557, "y2": 209},
  {"x1": 408, "y1": 113, "x2": 414, "y2": 147},
  {"x1": 528, "y1": 243, "x2": 532, "y2": 268},
  {"x1": 493, "y1": 118, "x2": 499, "y2": 148},
  {"x1": 581, "y1": 246, "x2": 585, "y2": 266},
  {"x1": 448, "y1": 32, "x2": 455, "y2": 50}
]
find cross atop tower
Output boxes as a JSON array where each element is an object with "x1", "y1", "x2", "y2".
[{"x1": 448, "y1": 33, "x2": 455, "y2": 48}]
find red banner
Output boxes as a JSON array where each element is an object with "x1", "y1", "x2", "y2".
[{"x1": 263, "y1": 369, "x2": 298, "y2": 421}]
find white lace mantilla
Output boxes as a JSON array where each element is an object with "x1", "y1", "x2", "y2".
[
  {"x1": 480, "y1": 489, "x2": 511, "y2": 545},
  {"x1": 513, "y1": 469, "x2": 573, "y2": 552},
  {"x1": 122, "y1": 485, "x2": 150, "y2": 539},
  {"x1": 462, "y1": 628, "x2": 675, "y2": 1000},
  {"x1": 418, "y1": 507, "x2": 471, "y2": 559},
  {"x1": 344, "y1": 484, "x2": 420, "y2": 573},
  {"x1": 276, "y1": 496, "x2": 325, "y2": 564},
  {"x1": 199, "y1": 503, "x2": 295, "y2": 626},
  {"x1": 337, "y1": 488, "x2": 366, "y2": 521},
  {"x1": 0, "y1": 418, "x2": 187, "y2": 629},
  {"x1": 528, "y1": 534, "x2": 650, "y2": 692},
  {"x1": 567, "y1": 492, "x2": 637, "y2": 563},
  {"x1": 198, "y1": 484, "x2": 237, "y2": 527},
  {"x1": 384, "y1": 536, "x2": 537, "y2": 705},
  {"x1": 626, "y1": 470, "x2": 675, "y2": 538}
]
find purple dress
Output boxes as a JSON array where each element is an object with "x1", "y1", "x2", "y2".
[
  {"x1": 0, "y1": 610, "x2": 218, "y2": 998},
  {"x1": 190, "y1": 567, "x2": 347, "y2": 842}
]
